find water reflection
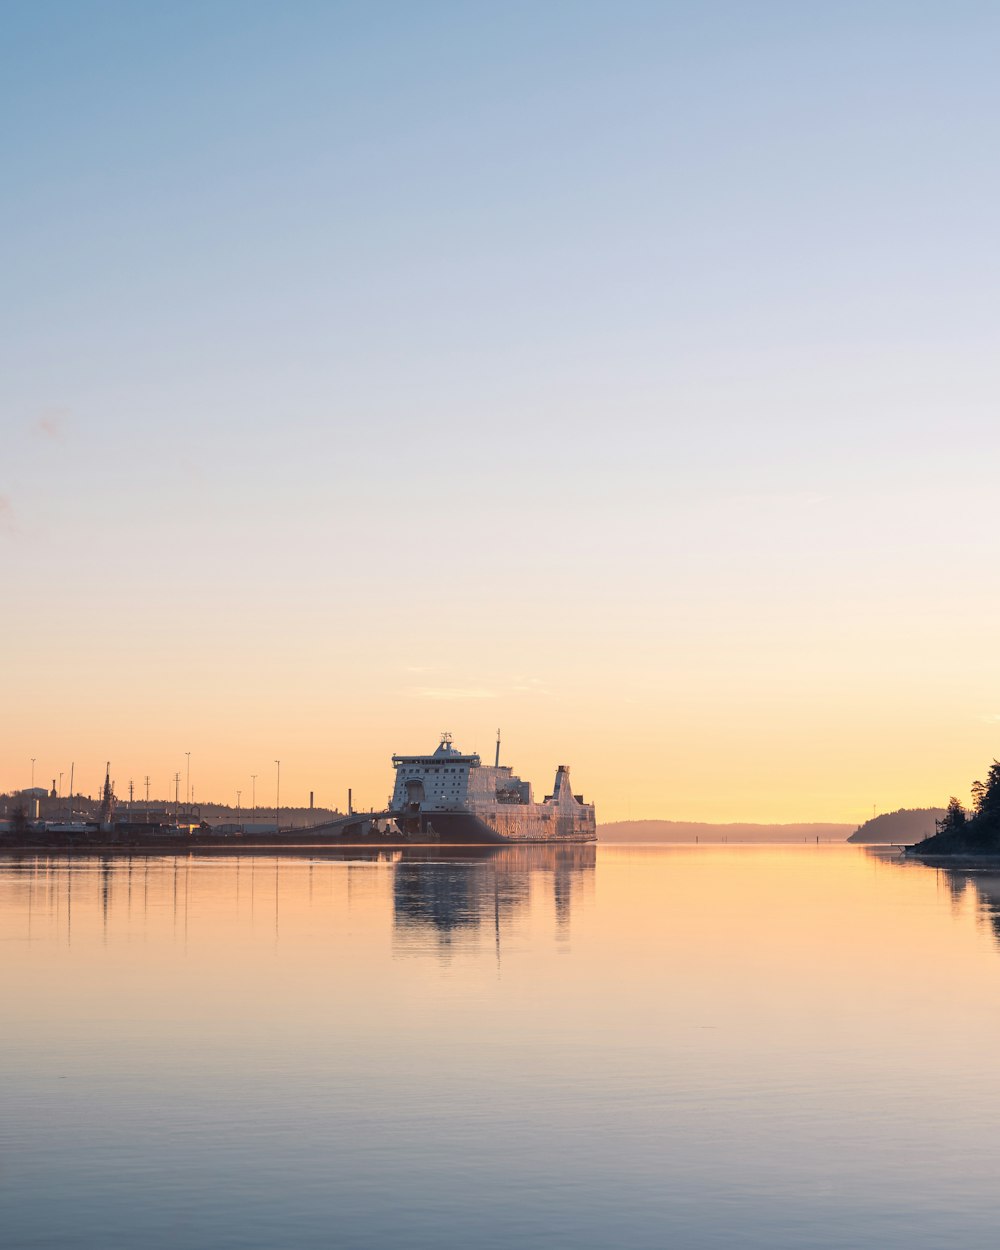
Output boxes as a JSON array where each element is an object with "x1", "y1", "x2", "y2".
[
  {"x1": 867, "y1": 846, "x2": 1000, "y2": 949},
  {"x1": 936, "y1": 868, "x2": 1000, "y2": 945},
  {"x1": 392, "y1": 844, "x2": 595, "y2": 952},
  {"x1": 1, "y1": 844, "x2": 595, "y2": 955}
]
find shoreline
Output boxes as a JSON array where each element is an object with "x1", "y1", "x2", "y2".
[
  {"x1": 906, "y1": 851, "x2": 1000, "y2": 867},
  {"x1": 0, "y1": 835, "x2": 598, "y2": 856}
]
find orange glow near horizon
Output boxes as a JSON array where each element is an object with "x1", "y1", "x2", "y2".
[
  {"x1": 5, "y1": 3, "x2": 1000, "y2": 830},
  {"x1": 2, "y1": 664, "x2": 994, "y2": 825}
]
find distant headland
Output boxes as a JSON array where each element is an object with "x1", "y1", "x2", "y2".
[{"x1": 847, "y1": 808, "x2": 946, "y2": 845}]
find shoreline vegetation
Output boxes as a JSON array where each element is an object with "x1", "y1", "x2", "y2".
[{"x1": 912, "y1": 760, "x2": 1000, "y2": 857}]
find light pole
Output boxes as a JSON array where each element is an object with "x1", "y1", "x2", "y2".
[
  {"x1": 58, "y1": 771, "x2": 63, "y2": 798},
  {"x1": 236, "y1": 790, "x2": 241, "y2": 829},
  {"x1": 251, "y1": 774, "x2": 257, "y2": 817},
  {"x1": 31, "y1": 758, "x2": 36, "y2": 789},
  {"x1": 185, "y1": 752, "x2": 191, "y2": 806},
  {"x1": 275, "y1": 760, "x2": 281, "y2": 834}
]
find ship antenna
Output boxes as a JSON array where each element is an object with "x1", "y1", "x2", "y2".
[{"x1": 495, "y1": 728, "x2": 501, "y2": 768}]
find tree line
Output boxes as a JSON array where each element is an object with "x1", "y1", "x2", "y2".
[{"x1": 934, "y1": 759, "x2": 1000, "y2": 849}]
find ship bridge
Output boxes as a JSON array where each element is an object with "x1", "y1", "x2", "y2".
[
  {"x1": 391, "y1": 732, "x2": 482, "y2": 770},
  {"x1": 391, "y1": 733, "x2": 482, "y2": 813}
]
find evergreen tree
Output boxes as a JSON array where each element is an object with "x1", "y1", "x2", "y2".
[
  {"x1": 969, "y1": 760, "x2": 1000, "y2": 844},
  {"x1": 935, "y1": 796, "x2": 967, "y2": 837}
]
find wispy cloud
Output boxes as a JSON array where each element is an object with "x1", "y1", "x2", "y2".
[
  {"x1": 511, "y1": 675, "x2": 550, "y2": 695},
  {"x1": 403, "y1": 673, "x2": 551, "y2": 700},
  {"x1": 980, "y1": 713, "x2": 1000, "y2": 724},
  {"x1": 407, "y1": 686, "x2": 497, "y2": 701}
]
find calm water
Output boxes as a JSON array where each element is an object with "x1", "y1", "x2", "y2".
[{"x1": 4, "y1": 844, "x2": 1000, "y2": 1249}]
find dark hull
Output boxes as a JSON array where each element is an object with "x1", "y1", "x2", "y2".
[
  {"x1": 393, "y1": 810, "x2": 597, "y2": 844},
  {"x1": 394, "y1": 811, "x2": 507, "y2": 844}
]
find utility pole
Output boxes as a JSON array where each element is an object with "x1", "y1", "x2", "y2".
[
  {"x1": 128, "y1": 780, "x2": 134, "y2": 814},
  {"x1": 274, "y1": 760, "x2": 281, "y2": 834},
  {"x1": 174, "y1": 772, "x2": 181, "y2": 820},
  {"x1": 185, "y1": 752, "x2": 191, "y2": 806},
  {"x1": 236, "y1": 790, "x2": 241, "y2": 829},
  {"x1": 145, "y1": 776, "x2": 150, "y2": 806},
  {"x1": 251, "y1": 774, "x2": 257, "y2": 817}
]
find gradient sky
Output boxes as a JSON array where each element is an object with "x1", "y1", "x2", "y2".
[{"x1": 3, "y1": 2, "x2": 1000, "y2": 820}]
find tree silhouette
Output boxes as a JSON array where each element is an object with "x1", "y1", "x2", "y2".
[
  {"x1": 963, "y1": 761, "x2": 1000, "y2": 847},
  {"x1": 916, "y1": 758, "x2": 1000, "y2": 853},
  {"x1": 936, "y1": 797, "x2": 967, "y2": 837}
]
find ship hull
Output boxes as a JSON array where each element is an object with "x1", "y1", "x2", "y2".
[{"x1": 392, "y1": 809, "x2": 596, "y2": 845}]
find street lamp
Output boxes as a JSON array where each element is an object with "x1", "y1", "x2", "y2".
[
  {"x1": 251, "y1": 774, "x2": 257, "y2": 817},
  {"x1": 185, "y1": 752, "x2": 191, "y2": 806},
  {"x1": 236, "y1": 790, "x2": 241, "y2": 829},
  {"x1": 275, "y1": 760, "x2": 281, "y2": 834},
  {"x1": 31, "y1": 758, "x2": 36, "y2": 789}
]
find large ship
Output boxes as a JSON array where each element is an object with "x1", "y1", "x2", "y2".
[{"x1": 388, "y1": 733, "x2": 596, "y2": 844}]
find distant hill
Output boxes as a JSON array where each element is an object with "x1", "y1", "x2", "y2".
[
  {"x1": 599, "y1": 820, "x2": 854, "y2": 844},
  {"x1": 847, "y1": 808, "x2": 946, "y2": 844}
]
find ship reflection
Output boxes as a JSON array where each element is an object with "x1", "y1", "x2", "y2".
[{"x1": 391, "y1": 844, "x2": 595, "y2": 954}]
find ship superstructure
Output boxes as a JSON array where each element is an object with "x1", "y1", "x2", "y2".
[{"x1": 390, "y1": 733, "x2": 596, "y2": 843}]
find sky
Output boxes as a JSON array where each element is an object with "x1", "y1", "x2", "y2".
[{"x1": 3, "y1": 1, "x2": 1000, "y2": 821}]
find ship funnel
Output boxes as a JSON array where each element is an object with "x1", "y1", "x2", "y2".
[{"x1": 550, "y1": 765, "x2": 576, "y2": 807}]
